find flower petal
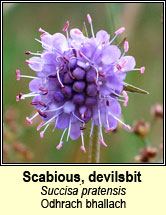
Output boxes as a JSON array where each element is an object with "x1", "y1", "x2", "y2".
[
  {"x1": 29, "y1": 79, "x2": 42, "y2": 92},
  {"x1": 56, "y1": 113, "x2": 70, "y2": 129},
  {"x1": 96, "y1": 30, "x2": 110, "y2": 44},
  {"x1": 102, "y1": 45, "x2": 121, "y2": 64},
  {"x1": 70, "y1": 120, "x2": 81, "y2": 140},
  {"x1": 27, "y1": 57, "x2": 43, "y2": 72},
  {"x1": 52, "y1": 33, "x2": 68, "y2": 53}
]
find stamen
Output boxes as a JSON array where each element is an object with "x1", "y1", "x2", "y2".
[
  {"x1": 98, "y1": 109, "x2": 106, "y2": 146},
  {"x1": 30, "y1": 102, "x2": 38, "y2": 105},
  {"x1": 68, "y1": 71, "x2": 75, "y2": 80},
  {"x1": 98, "y1": 71, "x2": 106, "y2": 77},
  {"x1": 62, "y1": 21, "x2": 69, "y2": 32},
  {"x1": 19, "y1": 75, "x2": 40, "y2": 80},
  {"x1": 90, "y1": 120, "x2": 94, "y2": 137},
  {"x1": 124, "y1": 41, "x2": 129, "y2": 52},
  {"x1": 26, "y1": 112, "x2": 39, "y2": 125},
  {"x1": 16, "y1": 70, "x2": 20, "y2": 80},
  {"x1": 38, "y1": 27, "x2": 47, "y2": 33},
  {"x1": 116, "y1": 64, "x2": 122, "y2": 71},
  {"x1": 87, "y1": 14, "x2": 95, "y2": 38},
  {"x1": 99, "y1": 139, "x2": 107, "y2": 147},
  {"x1": 39, "y1": 87, "x2": 48, "y2": 95},
  {"x1": 25, "y1": 60, "x2": 32, "y2": 65},
  {"x1": 42, "y1": 111, "x2": 63, "y2": 128},
  {"x1": 25, "y1": 51, "x2": 41, "y2": 56},
  {"x1": 39, "y1": 101, "x2": 47, "y2": 107},
  {"x1": 40, "y1": 33, "x2": 48, "y2": 38},
  {"x1": 40, "y1": 123, "x2": 50, "y2": 139},
  {"x1": 83, "y1": 22, "x2": 89, "y2": 37},
  {"x1": 109, "y1": 112, "x2": 131, "y2": 131},
  {"x1": 16, "y1": 93, "x2": 23, "y2": 102},
  {"x1": 91, "y1": 65, "x2": 99, "y2": 83},
  {"x1": 122, "y1": 67, "x2": 145, "y2": 73},
  {"x1": 80, "y1": 131, "x2": 86, "y2": 152},
  {"x1": 67, "y1": 118, "x2": 71, "y2": 141},
  {"x1": 21, "y1": 92, "x2": 40, "y2": 99},
  {"x1": 140, "y1": 66, "x2": 145, "y2": 74},
  {"x1": 122, "y1": 90, "x2": 129, "y2": 107},
  {"x1": 80, "y1": 126, "x2": 86, "y2": 130},
  {"x1": 56, "y1": 141, "x2": 63, "y2": 150},
  {"x1": 56, "y1": 68, "x2": 65, "y2": 88},
  {"x1": 52, "y1": 116, "x2": 59, "y2": 132},
  {"x1": 106, "y1": 100, "x2": 110, "y2": 106},
  {"x1": 56, "y1": 128, "x2": 67, "y2": 150},
  {"x1": 37, "y1": 122, "x2": 44, "y2": 131},
  {"x1": 115, "y1": 27, "x2": 125, "y2": 35},
  {"x1": 104, "y1": 128, "x2": 113, "y2": 133},
  {"x1": 37, "y1": 109, "x2": 47, "y2": 118},
  {"x1": 44, "y1": 105, "x2": 64, "y2": 113},
  {"x1": 26, "y1": 117, "x2": 33, "y2": 125}
]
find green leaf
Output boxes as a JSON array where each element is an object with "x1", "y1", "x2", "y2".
[{"x1": 123, "y1": 82, "x2": 149, "y2": 95}]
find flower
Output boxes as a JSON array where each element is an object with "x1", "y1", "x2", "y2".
[
  {"x1": 135, "y1": 147, "x2": 158, "y2": 163},
  {"x1": 16, "y1": 14, "x2": 145, "y2": 152},
  {"x1": 133, "y1": 120, "x2": 150, "y2": 139},
  {"x1": 151, "y1": 104, "x2": 163, "y2": 119}
]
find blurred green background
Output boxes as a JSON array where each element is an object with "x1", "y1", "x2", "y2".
[{"x1": 3, "y1": 3, "x2": 163, "y2": 163}]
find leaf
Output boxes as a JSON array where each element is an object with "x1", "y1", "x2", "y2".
[{"x1": 123, "y1": 82, "x2": 149, "y2": 95}]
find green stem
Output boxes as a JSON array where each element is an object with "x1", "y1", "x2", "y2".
[{"x1": 88, "y1": 126, "x2": 100, "y2": 163}]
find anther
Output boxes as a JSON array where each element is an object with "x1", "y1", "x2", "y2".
[
  {"x1": 116, "y1": 64, "x2": 122, "y2": 71},
  {"x1": 115, "y1": 27, "x2": 125, "y2": 35},
  {"x1": 62, "y1": 21, "x2": 69, "y2": 32},
  {"x1": 124, "y1": 41, "x2": 129, "y2": 52},
  {"x1": 80, "y1": 145, "x2": 86, "y2": 153},
  {"x1": 104, "y1": 128, "x2": 113, "y2": 133},
  {"x1": 39, "y1": 87, "x2": 48, "y2": 95},
  {"x1": 25, "y1": 60, "x2": 32, "y2": 65},
  {"x1": 16, "y1": 70, "x2": 20, "y2": 80},
  {"x1": 79, "y1": 50, "x2": 83, "y2": 57},
  {"x1": 87, "y1": 14, "x2": 92, "y2": 24},
  {"x1": 125, "y1": 125, "x2": 131, "y2": 131},
  {"x1": 140, "y1": 66, "x2": 145, "y2": 74},
  {"x1": 80, "y1": 126, "x2": 86, "y2": 130},
  {"x1": 56, "y1": 141, "x2": 63, "y2": 150},
  {"x1": 26, "y1": 117, "x2": 33, "y2": 125},
  {"x1": 24, "y1": 51, "x2": 31, "y2": 55},
  {"x1": 122, "y1": 90, "x2": 129, "y2": 107},
  {"x1": 98, "y1": 72, "x2": 106, "y2": 77},
  {"x1": 40, "y1": 131, "x2": 44, "y2": 138},
  {"x1": 39, "y1": 101, "x2": 47, "y2": 107},
  {"x1": 37, "y1": 122, "x2": 44, "y2": 131},
  {"x1": 30, "y1": 102, "x2": 38, "y2": 105},
  {"x1": 99, "y1": 139, "x2": 107, "y2": 147},
  {"x1": 106, "y1": 100, "x2": 110, "y2": 106},
  {"x1": 38, "y1": 27, "x2": 45, "y2": 32},
  {"x1": 16, "y1": 93, "x2": 23, "y2": 102},
  {"x1": 40, "y1": 33, "x2": 47, "y2": 38},
  {"x1": 37, "y1": 109, "x2": 47, "y2": 118}
]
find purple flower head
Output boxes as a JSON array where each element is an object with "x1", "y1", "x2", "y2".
[{"x1": 16, "y1": 14, "x2": 146, "y2": 152}]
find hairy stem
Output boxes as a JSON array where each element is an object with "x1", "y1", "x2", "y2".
[{"x1": 88, "y1": 125, "x2": 100, "y2": 163}]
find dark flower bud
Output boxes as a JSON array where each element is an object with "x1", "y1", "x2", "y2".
[
  {"x1": 73, "y1": 67, "x2": 86, "y2": 80},
  {"x1": 151, "y1": 104, "x2": 163, "y2": 118},
  {"x1": 133, "y1": 120, "x2": 150, "y2": 139},
  {"x1": 86, "y1": 83, "x2": 97, "y2": 96},
  {"x1": 72, "y1": 81, "x2": 86, "y2": 93}
]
